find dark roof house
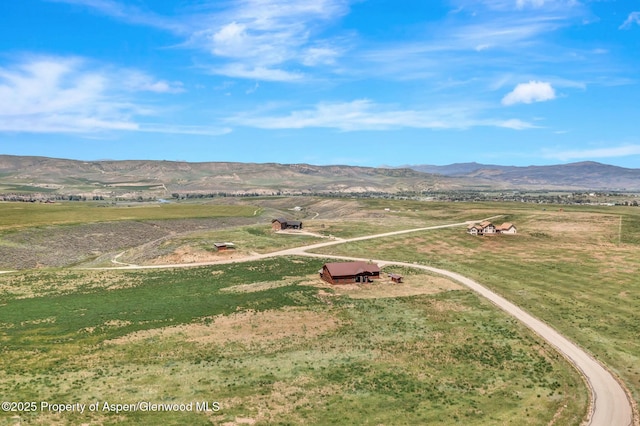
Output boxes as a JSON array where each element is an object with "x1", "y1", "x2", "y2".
[
  {"x1": 320, "y1": 261, "x2": 380, "y2": 284},
  {"x1": 272, "y1": 218, "x2": 303, "y2": 230}
]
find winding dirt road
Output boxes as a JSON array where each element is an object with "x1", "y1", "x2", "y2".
[{"x1": 83, "y1": 218, "x2": 634, "y2": 426}]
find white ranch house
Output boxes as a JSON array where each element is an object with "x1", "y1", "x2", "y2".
[{"x1": 467, "y1": 221, "x2": 517, "y2": 236}]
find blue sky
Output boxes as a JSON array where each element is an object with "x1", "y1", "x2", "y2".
[{"x1": 0, "y1": 0, "x2": 639, "y2": 167}]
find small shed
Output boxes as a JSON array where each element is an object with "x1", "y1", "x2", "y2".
[
  {"x1": 214, "y1": 242, "x2": 236, "y2": 251},
  {"x1": 388, "y1": 273, "x2": 404, "y2": 283}
]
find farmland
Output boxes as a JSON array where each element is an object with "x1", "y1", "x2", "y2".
[{"x1": 1, "y1": 197, "x2": 638, "y2": 425}]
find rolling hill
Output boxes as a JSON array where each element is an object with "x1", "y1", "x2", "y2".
[
  {"x1": 0, "y1": 155, "x2": 639, "y2": 198},
  {"x1": 407, "y1": 161, "x2": 640, "y2": 191}
]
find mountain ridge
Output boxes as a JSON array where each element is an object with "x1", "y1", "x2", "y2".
[
  {"x1": 405, "y1": 161, "x2": 640, "y2": 191},
  {"x1": 0, "y1": 155, "x2": 639, "y2": 196}
]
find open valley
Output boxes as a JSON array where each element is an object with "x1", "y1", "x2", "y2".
[{"x1": 0, "y1": 197, "x2": 638, "y2": 425}]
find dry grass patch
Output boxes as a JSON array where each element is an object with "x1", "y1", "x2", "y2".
[
  {"x1": 106, "y1": 307, "x2": 341, "y2": 347},
  {"x1": 222, "y1": 377, "x2": 342, "y2": 425},
  {"x1": 524, "y1": 211, "x2": 619, "y2": 239},
  {"x1": 327, "y1": 275, "x2": 463, "y2": 299},
  {"x1": 0, "y1": 270, "x2": 145, "y2": 299}
]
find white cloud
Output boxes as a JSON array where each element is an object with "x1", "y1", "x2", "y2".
[
  {"x1": 0, "y1": 56, "x2": 223, "y2": 136},
  {"x1": 497, "y1": 118, "x2": 537, "y2": 129},
  {"x1": 544, "y1": 145, "x2": 640, "y2": 161},
  {"x1": 189, "y1": 0, "x2": 350, "y2": 80},
  {"x1": 455, "y1": 0, "x2": 578, "y2": 12},
  {"x1": 56, "y1": 0, "x2": 351, "y2": 82},
  {"x1": 212, "y1": 64, "x2": 304, "y2": 82},
  {"x1": 619, "y1": 12, "x2": 640, "y2": 30},
  {"x1": 301, "y1": 46, "x2": 341, "y2": 66},
  {"x1": 228, "y1": 99, "x2": 535, "y2": 131},
  {"x1": 516, "y1": 0, "x2": 547, "y2": 9},
  {"x1": 502, "y1": 81, "x2": 556, "y2": 105},
  {"x1": 46, "y1": 0, "x2": 184, "y2": 32},
  {"x1": 121, "y1": 70, "x2": 184, "y2": 93}
]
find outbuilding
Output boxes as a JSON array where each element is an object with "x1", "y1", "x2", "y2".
[
  {"x1": 213, "y1": 242, "x2": 235, "y2": 251},
  {"x1": 388, "y1": 273, "x2": 404, "y2": 283}
]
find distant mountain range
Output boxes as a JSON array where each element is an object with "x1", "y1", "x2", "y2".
[
  {"x1": 0, "y1": 155, "x2": 639, "y2": 197},
  {"x1": 406, "y1": 161, "x2": 640, "y2": 191}
]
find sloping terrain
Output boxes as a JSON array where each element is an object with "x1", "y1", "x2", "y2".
[
  {"x1": 1, "y1": 156, "x2": 639, "y2": 197},
  {"x1": 409, "y1": 161, "x2": 640, "y2": 191},
  {"x1": 0, "y1": 155, "x2": 447, "y2": 197}
]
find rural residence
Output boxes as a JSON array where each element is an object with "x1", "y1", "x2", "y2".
[
  {"x1": 272, "y1": 218, "x2": 303, "y2": 230},
  {"x1": 467, "y1": 221, "x2": 517, "y2": 236},
  {"x1": 320, "y1": 261, "x2": 381, "y2": 284}
]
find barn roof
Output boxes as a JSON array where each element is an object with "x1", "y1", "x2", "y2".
[{"x1": 323, "y1": 261, "x2": 380, "y2": 277}]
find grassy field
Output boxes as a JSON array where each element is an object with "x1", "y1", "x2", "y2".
[
  {"x1": 0, "y1": 258, "x2": 586, "y2": 425},
  {"x1": 3, "y1": 198, "x2": 637, "y2": 425},
  {"x1": 310, "y1": 201, "x2": 640, "y2": 412},
  {"x1": 118, "y1": 225, "x2": 324, "y2": 266},
  {"x1": 0, "y1": 202, "x2": 259, "y2": 231}
]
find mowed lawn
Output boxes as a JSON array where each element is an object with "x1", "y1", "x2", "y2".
[
  {"x1": 0, "y1": 202, "x2": 259, "y2": 231},
  {"x1": 0, "y1": 257, "x2": 586, "y2": 425},
  {"x1": 310, "y1": 202, "x2": 640, "y2": 412}
]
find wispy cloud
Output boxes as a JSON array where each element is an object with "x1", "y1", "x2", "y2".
[
  {"x1": 619, "y1": 12, "x2": 640, "y2": 30},
  {"x1": 459, "y1": 0, "x2": 579, "y2": 12},
  {"x1": 210, "y1": 64, "x2": 305, "y2": 82},
  {"x1": 227, "y1": 99, "x2": 534, "y2": 131},
  {"x1": 543, "y1": 144, "x2": 640, "y2": 161},
  {"x1": 190, "y1": 0, "x2": 350, "y2": 81},
  {"x1": 354, "y1": 0, "x2": 588, "y2": 88},
  {"x1": 0, "y1": 56, "x2": 223, "y2": 135},
  {"x1": 502, "y1": 81, "x2": 556, "y2": 105},
  {"x1": 52, "y1": 0, "x2": 352, "y2": 82},
  {"x1": 45, "y1": 0, "x2": 185, "y2": 32}
]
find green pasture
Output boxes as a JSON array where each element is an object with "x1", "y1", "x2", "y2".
[
  {"x1": 0, "y1": 257, "x2": 585, "y2": 425},
  {"x1": 179, "y1": 226, "x2": 321, "y2": 253},
  {"x1": 117, "y1": 224, "x2": 324, "y2": 266},
  {"x1": 310, "y1": 202, "x2": 640, "y2": 409},
  {"x1": 1, "y1": 198, "x2": 637, "y2": 424},
  {"x1": 0, "y1": 202, "x2": 260, "y2": 231}
]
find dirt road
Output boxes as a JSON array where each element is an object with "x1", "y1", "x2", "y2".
[{"x1": 83, "y1": 218, "x2": 634, "y2": 426}]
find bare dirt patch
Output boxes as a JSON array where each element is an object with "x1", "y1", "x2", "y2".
[
  {"x1": 106, "y1": 308, "x2": 340, "y2": 346},
  {"x1": 148, "y1": 245, "x2": 234, "y2": 265},
  {"x1": 313, "y1": 274, "x2": 464, "y2": 299}
]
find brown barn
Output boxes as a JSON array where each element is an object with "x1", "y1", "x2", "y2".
[
  {"x1": 272, "y1": 218, "x2": 303, "y2": 231},
  {"x1": 320, "y1": 261, "x2": 380, "y2": 284}
]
